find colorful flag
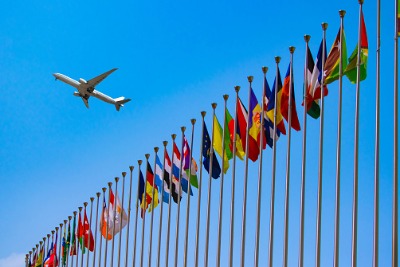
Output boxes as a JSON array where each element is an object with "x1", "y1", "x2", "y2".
[
  {"x1": 146, "y1": 161, "x2": 159, "y2": 212},
  {"x1": 44, "y1": 234, "x2": 58, "y2": 267},
  {"x1": 248, "y1": 87, "x2": 264, "y2": 161},
  {"x1": 182, "y1": 136, "x2": 198, "y2": 194},
  {"x1": 281, "y1": 63, "x2": 301, "y2": 131},
  {"x1": 82, "y1": 209, "x2": 94, "y2": 251},
  {"x1": 69, "y1": 215, "x2": 77, "y2": 256},
  {"x1": 155, "y1": 154, "x2": 169, "y2": 203},
  {"x1": 30, "y1": 250, "x2": 37, "y2": 267},
  {"x1": 213, "y1": 115, "x2": 230, "y2": 173},
  {"x1": 266, "y1": 69, "x2": 287, "y2": 134},
  {"x1": 325, "y1": 26, "x2": 348, "y2": 84},
  {"x1": 138, "y1": 170, "x2": 151, "y2": 218},
  {"x1": 226, "y1": 107, "x2": 245, "y2": 159},
  {"x1": 35, "y1": 247, "x2": 44, "y2": 267},
  {"x1": 202, "y1": 121, "x2": 221, "y2": 179},
  {"x1": 236, "y1": 97, "x2": 249, "y2": 156},
  {"x1": 77, "y1": 211, "x2": 85, "y2": 253},
  {"x1": 224, "y1": 108, "x2": 234, "y2": 159},
  {"x1": 61, "y1": 227, "x2": 66, "y2": 266},
  {"x1": 303, "y1": 46, "x2": 321, "y2": 119},
  {"x1": 263, "y1": 77, "x2": 280, "y2": 148},
  {"x1": 344, "y1": 10, "x2": 368, "y2": 83}
]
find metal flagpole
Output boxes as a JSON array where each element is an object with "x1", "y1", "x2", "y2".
[
  {"x1": 110, "y1": 177, "x2": 120, "y2": 267},
  {"x1": 183, "y1": 119, "x2": 196, "y2": 267},
  {"x1": 42, "y1": 239, "x2": 46, "y2": 267},
  {"x1": 240, "y1": 76, "x2": 254, "y2": 267},
  {"x1": 165, "y1": 135, "x2": 176, "y2": 267},
  {"x1": 67, "y1": 215, "x2": 72, "y2": 267},
  {"x1": 124, "y1": 166, "x2": 134, "y2": 267},
  {"x1": 148, "y1": 148, "x2": 159, "y2": 267},
  {"x1": 58, "y1": 224, "x2": 62, "y2": 267},
  {"x1": 373, "y1": 1, "x2": 381, "y2": 266},
  {"x1": 76, "y1": 207, "x2": 82, "y2": 267},
  {"x1": 316, "y1": 22, "x2": 327, "y2": 267},
  {"x1": 55, "y1": 227, "x2": 59, "y2": 267},
  {"x1": 81, "y1": 203, "x2": 88, "y2": 267},
  {"x1": 333, "y1": 10, "x2": 346, "y2": 267},
  {"x1": 174, "y1": 127, "x2": 186, "y2": 267},
  {"x1": 216, "y1": 95, "x2": 229, "y2": 267},
  {"x1": 71, "y1": 212, "x2": 77, "y2": 267},
  {"x1": 283, "y1": 46, "x2": 295, "y2": 267},
  {"x1": 140, "y1": 155, "x2": 150, "y2": 267},
  {"x1": 204, "y1": 103, "x2": 217, "y2": 267},
  {"x1": 394, "y1": 0, "x2": 399, "y2": 265},
  {"x1": 98, "y1": 188, "x2": 107, "y2": 267},
  {"x1": 267, "y1": 56, "x2": 281, "y2": 267},
  {"x1": 117, "y1": 172, "x2": 127, "y2": 267},
  {"x1": 195, "y1": 112, "x2": 206, "y2": 267},
  {"x1": 92, "y1": 192, "x2": 101, "y2": 267},
  {"x1": 156, "y1": 141, "x2": 168, "y2": 267},
  {"x1": 63, "y1": 220, "x2": 67, "y2": 267},
  {"x1": 86, "y1": 197, "x2": 94, "y2": 267},
  {"x1": 28, "y1": 251, "x2": 31, "y2": 267},
  {"x1": 254, "y1": 68, "x2": 267, "y2": 267},
  {"x1": 351, "y1": 2, "x2": 363, "y2": 266},
  {"x1": 104, "y1": 183, "x2": 112, "y2": 267},
  {"x1": 298, "y1": 34, "x2": 310, "y2": 267},
  {"x1": 229, "y1": 86, "x2": 240, "y2": 267},
  {"x1": 51, "y1": 230, "x2": 56, "y2": 267},
  {"x1": 40, "y1": 240, "x2": 45, "y2": 267},
  {"x1": 132, "y1": 160, "x2": 143, "y2": 267}
]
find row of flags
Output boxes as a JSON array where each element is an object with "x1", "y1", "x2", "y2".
[{"x1": 27, "y1": 5, "x2": 369, "y2": 267}]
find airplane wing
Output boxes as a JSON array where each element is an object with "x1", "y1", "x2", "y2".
[{"x1": 87, "y1": 68, "x2": 118, "y2": 88}]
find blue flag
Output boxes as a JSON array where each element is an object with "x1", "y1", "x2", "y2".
[{"x1": 202, "y1": 121, "x2": 221, "y2": 179}]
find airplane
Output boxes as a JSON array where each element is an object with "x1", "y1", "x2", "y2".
[{"x1": 53, "y1": 68, "x2": 131, "y2": 111}]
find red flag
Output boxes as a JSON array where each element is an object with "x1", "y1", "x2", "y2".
[
  {"x1": 281, "y1": 63, "x2": 301, "y2": 131},
  {"x1": 83, "y1": 210, "x2": 95, "y2": 251}
]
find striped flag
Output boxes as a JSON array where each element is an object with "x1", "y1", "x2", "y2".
[
  {"x1": 266, "y1": 68, "x2": 287, "y2": 134},
  {"x1": 263, "y1": 77, "x2": 280, "y2": 147}
]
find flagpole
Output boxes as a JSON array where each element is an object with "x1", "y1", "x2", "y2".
[
  {"x1": 81, "y1": 203, "x2": 88, "y2": 267},
  {"x1": 229, "y1": 86, "x2": 240, "y2": 267},
  {"x1": 98, "y1": 188, "x2": 107, "y2": 267},
  {"x1": 254, "y1": 68, "x2": 267, "y2": 267},
  {"x1": 183, "y1": 119, "x2": 196, "y2": 267},
  {"x1": 104, "y1": 183, "x2": 112, "y2": 267},
  {"x1": 41, "y1": 240, "x2": 45, "y2": 267},
  {"x1": 195, "y1": 112, "x2": 206, "y2": 267},
  {"x1": 110, "y1": 177, "x2": 119, "y2": 267},
  {"x1": 54, "y1": 227, "x2": 59, "y2": 267},
  {"x1": 373, "y1": 1, "x2": 381, "y2": 266},
  {"x1": 165, "y1": 134, "x2": 176, "y2": 267},
  {"x1": 204, "y1": 103, "x2": 217, "y2": 267},
  {"x1": 28, "y1": 251, "x2": 31, "y2": 267},
  {"x1": 124, "y1": 166, "x2": 134, "y2": 267},
  {"x1": 92, "y1": 192, "x2": 101, "y2": 267},
  {"x1": 148, "y1": 148, "x2": 159, "y2": 267},
  {"x1": 394, "y1": 0, "x2": 399, "y2": 264},
  {"x1": 333, "y1": 10, "x2": 346, "y2": 267},
  {"x1": 140, "y1": 155, "x2": 150, "y2": 267},
  {"x1": 51, "y1": 230, "x2": 56, "y2": 267},
  {"x1": 268, "y1": 56, "x2": 281, "y2": 267},
  {"x1": 315, "y1": 22, "x2": 327, "y2": 267},
  {"x1": 67, "y1": 215, "x2": 72, "y2": 267},
  {"x1": 45, "y1": 235, "x2": 49, "y2": 265},
  {"x1": 132, "y1": 160, "x2": 143, "y2": 267},
  {"x1": 58, "y1": 224, "x2": 63, "y2": 267},
  {"x1": 351, "y1": 2, "x2": 364, "y2": 266},
  {"x1": 117, "y1": 172, "x2": 127, "y2": 267},
  {"x1": 63, "y1": 220, "x2": 67, "y2": 267},
  {"x1": 86, "y1": 197, "x2": 94, "y2": 267},
  {"x1": 174, "y1": 127, "x2": 186, "y2": 267},
  {"x1": 216, "y1": 96, "x2": 228, "y2": 267},
  {"x1": 76, "y1": 207, "x2": 82, "y2": 267},
  {"x1": 156, "y1": 141, "x2": 168, "y2": 267}
]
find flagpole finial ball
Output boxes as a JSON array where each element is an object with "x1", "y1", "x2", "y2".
[
  {"x1": 212, "y1": 103, "x2": 217, "y2": 109},
  {"x1": 64, "y1": 219, "x2": 68, "y2": 224},
  {"x1": 96, "y1": 192, "x2": 101, "y2": 197},
  {"x1": 78, "y1": 206, "x2": 83, "y2": 211},
  {"x1": 247, "y1": 76, "x2": 253, "y2": 83},
  {"x1": 262, "y1": 67, "x2": 268, "y2": 74},
  {"x1": 40, "y1": 241, "x2": 43, "y2": 245},
  {"x1": 191, "y1": 118, "x2": 196, "y2": 125},
  {"x1": 275, "y1": 56, "x2": 281, "y2": 63},
  {"x1": 163, "y1": 141, "x2": 168, "y2": 147},
  {"x1": 145, "y1": 154, "x2": 150, "y2": 159},
  {"x1": 358, "y1": 0, "x2": 364, "y2": 4},
  {"x1": 339, "y1": 10, "x2": 346, "y2": 17},
  {"x1": 60, "y1": 223, "x2": 63, "y2": 227},
  {"x1": 47, "y1": 234, "x2": 51, "y2": 238},
  {"x1": 102, "y1": 187, "x2": 107, "y2": 193},
  {"x1": 108, "y1": 182, "x2": 113, "y2": 187},
  {"x1": 68, "y1": 215, "x2": 72, "y2": 220},
  {"x1": 181, "y1": 126, "x2": 186, "y2": 133},
  {"x1": 235, "y1": 86, "x2": 240, "y2": 93},
  {"x1": 223, "y1": 94, "x2": 229, "y2": 101},
  {"x1": 122, "y1": 172, "x2": 127, "y2": 178},
  {"x1": 115, "y1": 177, "x2": 119, "y2": 183},
  {"x1": 154, "y1": 147, "x2": 159, "y2": 153},
  {"x1": 201, "y1": 111, "x2": 206, "y2": 118},
  {"x1": 138, "y1": 160, "x2": 143, "y2": 166},
  {"x1": 90, "y1": 197, "x2": 95, "y2": 201},
  {"x1": 304, "y1": 35, "x2": 311, "y2": 42},
  {"x1": 55, "y1": 226, "x2": 59, "y2": 231},
  {"x1": 289, "y1": 46, "x2": 295, "y2": 53},
  {"x1": 129, "y1": 166, "x2": 134, "y2": 172},
  {"x1": 322, "y1": 22, "x2": 328, "y2": 30},
  {"x1": 172, "y1": 134, "x2": 177, "y2": 140}
]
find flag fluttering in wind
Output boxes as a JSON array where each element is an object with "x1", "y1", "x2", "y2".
[
  {"x1": 182, "y1": 136, "x2": 198, "y2": 194},
  {"x1": 77, "y1": 211, "x2": 85, "y2": 253},
  {"x1": 155, "y1": 154, "x2": 170, "y2": 203},
  {"x1": 266, "y1": 68, "x2": 287, "y2": 134},
  {"x1": 263, "y1": 77, "x2": 280, "y2": 148},
  {"x1": 146, "y1": 161, "x2": 159, "y2": 212},
  {"x1": 202, "y1": 121, "x2": 221, "y2": 179},
  {"x1": 213, "y1": 115, "x2": 231, "y2": 173},
  {"x1": 82, "y1": 209, "x2": 94, "y2": 251},
  {"x1": 227, "y1": 106, "x2": 245, "y2": 160},
  {"x1": 281, "y1": 63, "x2": 301, "y2": 131},
  {"x1": 344, "y1": 10, "x2": 368, "y2": 83},
  {"x1": 248, "y1": 87, "x2": 264, "y2": 161},
  {"x1": 44, "y1": 235, "x2": 58, "y2": 267},
  {"x1": 69, "y1": 215, "x2": 77, "y2": 256},
  {"x1": 164, "y1": 150, "x2": 181, "y2": 203},
  {"x1": 325, "y1": 26, "x2": 347, "y2": 84},
  {"x1": 138, "y1": 170, "x2": 151, "y2": 218},
  {"x1": 172, "y1": 142, "x2": 186, "y2": 199},
  {"x1": 35, "y1": 247, "x2": 44, "y2": 267}
]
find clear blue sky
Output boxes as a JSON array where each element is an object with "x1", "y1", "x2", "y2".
[{"x1": 0, "y1": 0, "x2": 396, "y2": 266}]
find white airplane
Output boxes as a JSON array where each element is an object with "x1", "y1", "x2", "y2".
[{"x1": 53, "y1": 68, "x2": 130, "y2": 111}]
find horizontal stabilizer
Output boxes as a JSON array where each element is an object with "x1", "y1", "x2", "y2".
[{"x1": 114, "y1": 97, "x2": 131, "y2": 111}]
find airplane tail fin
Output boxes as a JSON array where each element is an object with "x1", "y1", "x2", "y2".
[{"x1": 114, "y1": 97, "x2": 131, "y2": 111}]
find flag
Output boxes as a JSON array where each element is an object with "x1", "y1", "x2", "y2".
[
  {"x1": 61, "y1": 227, "x2": 66, "y2": 267},
  {"x1": 223, "y1": 108, "x2": 234, "y2": 159},
  {"x1": 325, "y1": 26, "x2": 348, "y2": 84},
  {"x1": 77, "y1": 211, "x2": 85, "y2": 254},
  {"x1": 146, "y1": 161, "x2": 159, "y2": 212},
  {"x1": 226, "y1": 107, "x2": 245, "y2": 159},
  {"x1": 69, "y1": 215, "x2": 77, "y2": 256},
  {"x1": 107, "y1": 189, "x2": 129, "y2": 233},
  {"x1": 172, "y1": 142, "x2": 187, "y2": 199},
  {"x1": 306, "y1": 40, "x2": 328, "y2": 119},
  {"x1": 31, "y1": 250, "x2": 37, "y2": 267},
  {"x1": 82, "y1": 209, "x2": 95, "y2": 251},
  {"x1": 202, "y1": 121, "x2": 221, "y2": 179},
  {"x1": 181, "y1": 136, "x2": 198, "y2": 194},
  {"x1": 263, "y1": 77, "x2": 280, "y2": 148},
  {"x1": 213, "y1": 115, "x2": 230, "y2": 173},
  {"x1": 344, "y1": 10, "x2": 368, "y2": 83},
  {"x1": 155, "y1": 154, "x2": 169, "y2": 203},
  {"x1": 35, "y1": 247, "x2": 44, "y2": 267},
  {"x1": 248, "y1": 87, "x2": 264, "y2": 160},
  {"x1": 266, "y1": 69, "x2": 287, "y2": 134},
  {"x1": 138, "y1": 170, "x2": 151, "y2": 218},
  {"x1": 303, "y1": 46, "x2": 321, "y2": 119},
  {"x1": 44, "y1": 235, "x2": 58, "y2": 267},
  {"x1": 281, "y1": 63, "x2": 301, "y2": 131}
]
